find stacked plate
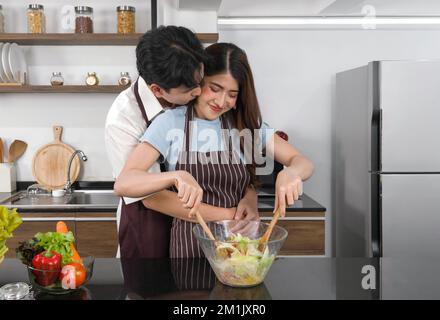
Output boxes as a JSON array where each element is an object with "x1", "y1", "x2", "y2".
[{"x1": 0, "y1": 42, "x2": 28, "y2": 84}]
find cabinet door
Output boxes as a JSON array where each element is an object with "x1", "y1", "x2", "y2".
[
  {"x1": 75, "y1": 212, "x2": 118, "y2": 258},
  {"x1": 260, "y1": 211, "x2": 325, "y2": 255},
  {"x1": 276, "y1": 220, "x2": 325, "y2": 255},
  {"x1": 6, "y1": 213, "x2": 75, "y2": 258}
]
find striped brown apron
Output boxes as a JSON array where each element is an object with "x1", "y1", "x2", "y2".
[
  {"x1": 170, "y1": 106, "x2": 251, "y2": 258},
  {"x1": 118, "y1": 80, "x2": 173, "y2": 258},
  {"x1": 170, "y1": 258, "x2": 216, "y2": 291}
]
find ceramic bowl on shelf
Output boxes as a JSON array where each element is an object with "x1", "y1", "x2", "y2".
[
  {"x1": 193, "y1": 220, "x2": 287, "y2": 288},
  {"x1": 25, "y1": 256, "x2": 94, "y2": 295}
]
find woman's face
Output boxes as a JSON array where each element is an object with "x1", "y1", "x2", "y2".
[{"x1": 194, "y1": 72, "x2": 239, "y2": 121}]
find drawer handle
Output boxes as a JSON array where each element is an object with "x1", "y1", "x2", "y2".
[
  {"x1": 260, "y1": 217, "x2": 325, "y2": 221},
  {"x1": 75, "y1": 218, "x2": 117, "y2": 222},
  {"x1": 22, "y1": 217, "x2": 76, "y2": 222},
  {"x1": 22, "y1": 217, "x2": 116, "y2": 222}
]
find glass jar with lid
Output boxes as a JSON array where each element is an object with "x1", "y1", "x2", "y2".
[
  {"x1": 85, "y1": 72, "x2": 99, "y2": 86},
  {"x1": 50, "y1": 72, "x2": 64, "y2": 86},
  {"x1": 75, "y1": 6, "x2": 93, "y2": 34},
  {"x1": 27, "y1": 4, "x2": 45, "y2": 33},
  {"x1": 118, "y1": 72, "x2": 131, "y2": 86},
  {"x1": 0, "y1": 5, "x2": 4, "y2": 33},
  {"x1": 117, "y1": 6, "x2": 135, "y2": 34}
]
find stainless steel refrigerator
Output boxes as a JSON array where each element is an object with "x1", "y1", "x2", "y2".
[{"x1": 334, "y1": 60, "x2": 440, "y2": 257}]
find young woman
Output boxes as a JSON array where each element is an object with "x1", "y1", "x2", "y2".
[{"x1": 115, "y1": 43, "x2": 314, "y2": 257}]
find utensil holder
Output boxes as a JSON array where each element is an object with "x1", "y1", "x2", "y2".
[{"x1": 0, "y1": 163, "x2": 17, "y2": 192}]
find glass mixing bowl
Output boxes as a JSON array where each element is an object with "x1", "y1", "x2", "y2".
[
  {"x1": 193, "y1": 220, "x2": 287, "y2": 287},
  {"x1": 26, "y1": 256, "x2": 94, "y2": 295}
]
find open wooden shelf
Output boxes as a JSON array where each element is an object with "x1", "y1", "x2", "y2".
[
  {"x1": 0, "y1": 85, "x2": 129, "y2": 93},
  {"x1": 0, "y1": 33, "x2": 219, "y2": 45}
]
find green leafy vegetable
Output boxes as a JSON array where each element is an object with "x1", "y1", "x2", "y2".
[
  {"x1": 213, "y1": 233, "x2": 275, "y2": 286},
  {"x1": 16, "y1": 238, "x2": 44, "y2": 266},
  {"x1": 34, "y1": 231, "x2": 75, "y2": 265},
  {"x1": 0, "y1": 206, "x2": 23, "y2": 257}
]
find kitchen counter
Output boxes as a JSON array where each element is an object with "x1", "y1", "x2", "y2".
[
  {"x1": 0, "y1": 187, "x2": 326, "y2": 213},
  {"x1": 1, "y1": 256, "x2": 439, "y2": 300}
]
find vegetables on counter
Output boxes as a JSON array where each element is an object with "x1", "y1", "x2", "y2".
[
  {"x1": 56, "y1": 221, "x2": 68, "y2": 233},
  {"x1": 16, "y1": 237, "x2": 44, "y2": 266},
  {"x1": 32, "y1": 231, "x2": 75, "y2": 265},
  {"x1": 60, "y1": 262, "x2": 87, "y2": 289},
  {"x1": 16, "y1": 221, "x2": 76, "y2": 266},
  {"x1": 31, "y1": 251, "x2": 62, "y2": 286},
  {"x1": 0, "y1": 206, "x2": 22, "y2": 259},
  {"x1": 56, "y1": 221, "x2": 82, "y2": 264},
  {"x1": 15, "y1": 220, "x2": 89, "y2": 290}
]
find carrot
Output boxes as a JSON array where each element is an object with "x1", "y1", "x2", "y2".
[
  {"x1": 56, "y1": 221, "x2": 69, "y2": 234},
  {"x1": 56, "y1": 221, "x2": 82, "y2": 264}
]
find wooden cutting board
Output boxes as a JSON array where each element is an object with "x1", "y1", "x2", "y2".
[{"x1": 32, "y1": 126, "x2": 80, "y2": 191}]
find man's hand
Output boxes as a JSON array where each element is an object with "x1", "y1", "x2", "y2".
[{"x1": 234, "y1": 187, "x2": 260, "y2": 221}]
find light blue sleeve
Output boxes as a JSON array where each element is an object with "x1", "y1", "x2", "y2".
[
  {"x1": 259, "y1": 121, "x2": 275, "y2": 150},
  {"x1": 139, "y1": 109, "x2": 177, "y2": 159}
]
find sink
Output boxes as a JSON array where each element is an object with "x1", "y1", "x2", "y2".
[
  {"x1": 0, "y1": 190, "x2": 119, "y2": 209},
  {"x1": 67, "y1": 192, "x2": 119, "y2": 205}
]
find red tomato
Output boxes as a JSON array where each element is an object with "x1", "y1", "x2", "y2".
[{"x1": 59, "y1": 262, "x2": 87, "y2": 289}]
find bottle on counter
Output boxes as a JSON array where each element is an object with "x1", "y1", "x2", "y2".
[
  {"x1": 27, "y1": 4, "x2": 45, "y2": 33},
  {"x1": 0, "y1": 5, "x2": 5, "y2": 33},
  {"x1": 75, "y1": 6, "x2": 93, "y2": 34},
  {"x1": 118, "y1": 72, "x2": 131, "y2": 86},
  {"x1": 85, "y1": 72, "x2": 99, "y2": 86},
  {"x1": 117, "y1": 6, "x2": 135, "y2": 34},
  {"x1": 50, "y1": 72, "x2": 64, "y2": 86}
]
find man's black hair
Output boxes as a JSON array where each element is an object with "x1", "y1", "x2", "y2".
[{"x1": 136, "y1": 25, "x2": 208, "y2": 90}]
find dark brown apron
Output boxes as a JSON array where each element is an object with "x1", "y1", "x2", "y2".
[
  {"x1": 170, "y1": 106, "x2": 251, "y2": 258},
  {"x1": 118, "y1": 80, "x2": 172, "y2": 258}
]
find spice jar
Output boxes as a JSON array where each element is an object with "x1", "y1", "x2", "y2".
[
  {"x1": 85, "y1": 72, "x2": 99, "y2": 86},
  {"x1": 118, "y1": 72, "x2": 131, "y2": 86},
  {"x1": 0, "y1": 5, "x2": 4, "y2": 33},
  {"x1": 117, "y1": 6, "x2": 135, "y2": 34},
  {"x1": 50, "y1": 72, "x2": 64, "y2": 86},
  {"x1": 27, "y1": 4, "x2": 45, "y2": 33},
  {"x1": 75, "y1": 6, "x2": 93, "y2": 34}
]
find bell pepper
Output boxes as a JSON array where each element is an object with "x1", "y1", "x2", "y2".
[{"x1": 31, "y1": 251, "x2": 62, "y2": 286}]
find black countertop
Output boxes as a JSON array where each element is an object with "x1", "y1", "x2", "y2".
[{"x1": 1, "y1": 257, "x2": 440, "y2": 300}]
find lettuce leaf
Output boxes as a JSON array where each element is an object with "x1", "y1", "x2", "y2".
[{"x1": 0, "y1": 206, "x2": 23, "y2": 257}]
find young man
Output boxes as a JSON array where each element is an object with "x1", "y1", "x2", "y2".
[{"x1": 105, "y1": 26, "x2": 259, "y2": 258}]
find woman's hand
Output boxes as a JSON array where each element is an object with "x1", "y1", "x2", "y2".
[
  {"x1": 274, "y1": 167, "x2": 303, "y2": 217},
  {"x1": 234, "y1": 187, "x2": 260, "y2": 221},
  {"x1": 174, "y1": 170, "x2": 203, "y2": 218}
]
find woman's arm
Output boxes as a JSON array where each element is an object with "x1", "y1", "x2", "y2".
[
  {"x1": 114, "y1": 142, "x2": 203, "y2": 214},
  {"x1": 266, "y1": 134, "x2": 315, "y2": 216}
]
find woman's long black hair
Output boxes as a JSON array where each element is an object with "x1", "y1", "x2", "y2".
[{"x1": 204, "y1": 43, "x2": 263, "y2": 187}]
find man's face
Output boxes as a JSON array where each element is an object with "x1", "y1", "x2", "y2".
[{"x1": 152, "y1": 64, "x2": 204, "y2": 107}]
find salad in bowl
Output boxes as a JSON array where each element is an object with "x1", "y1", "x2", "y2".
[{"x1": 193, "y1": 220, "x2": 287, "y2": 287}]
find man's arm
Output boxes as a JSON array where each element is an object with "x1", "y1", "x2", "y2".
[
  {"x1": 143, "y1": 190, "x2": 236, "y2": 222},
  {"x1": 105, "y1": 122, "x2": 146, "y2": 180}
]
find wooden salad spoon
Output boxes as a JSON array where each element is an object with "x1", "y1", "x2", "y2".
[{"x1": 258, "y1": 208, "x2": 282, "y2": 252}]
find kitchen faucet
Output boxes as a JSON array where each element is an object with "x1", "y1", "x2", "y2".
[{"x1": 64, "y1": 150, "x2": 87, "y2": 194}]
